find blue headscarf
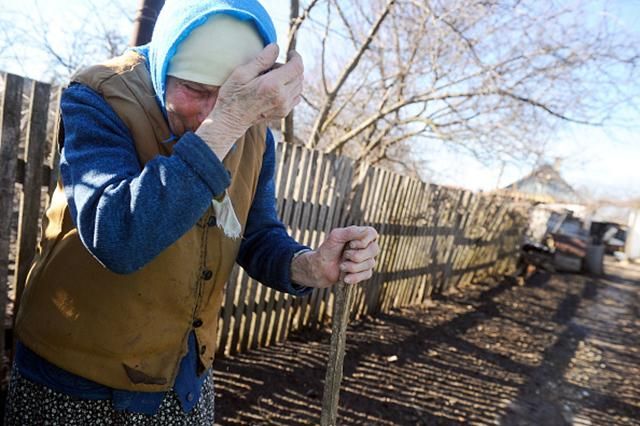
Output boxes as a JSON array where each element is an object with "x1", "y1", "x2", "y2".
[{"x1": 133, "y1": 0, "x2": 277, "y2": 108}]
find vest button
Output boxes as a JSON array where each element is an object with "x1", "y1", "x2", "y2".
[
  {"x1": 200, "y1": 345, "x2": 207, "y2": 355},
  {"x1": 186, "y1": 392, "x2": 194, "y2": 402},
  {"x1": 201, "y1": 270, "x2": 213, "y2": 280},
  {"x1": 207, "y1": 216, "x2": 217, "y2": 227},
  {"x1": 192, "y1": 318, "x2": 203, "y2": 328}
]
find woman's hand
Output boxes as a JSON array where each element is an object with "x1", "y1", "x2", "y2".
[
  {"x1": 291, "y1": 226, "x2": 380, "y2": 288},
  {"x1": 196, "y1": 44, "x2": 303, "y2": 158}
]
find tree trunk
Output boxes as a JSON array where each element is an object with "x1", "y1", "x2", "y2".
[
  {"x1": 130, "y1": 0, "x2": 165, "y2": 46},
  {"x1": 283, "y1": 0, "x2": 299, "y2": 144}
]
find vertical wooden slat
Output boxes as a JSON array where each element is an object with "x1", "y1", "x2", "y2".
[
  {"x1": 273, "y1": 148, "x2": 311, "y2": 345},
  {"x1": 0, "y1": 73, "x2": 24, "y2": 363},
  {"x1": 426, "y1": 187, "x2": 444, "y2": 299},
  {"x1": 259, "y1": 145, "x2": 300, "y2": 348},
  {"x1": 408, "y1": 181, "x2": 430, "y2": 305},
  {"x1": 319, "y1": 155, "x2": 352, "y2": 326},
  {"x1": 304, "y1": 154, "x2": 334, "y2": 328},
  {"x1": 229, "y1": 270, "x2": 250, "y2": 354},
  {"x1": 218, "y1": 266, "x2": 239, "y2": 355},
  {"x1": 281, "y1": 148, "x2": 316, "y2": 341},
  {"x1": 362, "y1": 167, "x2": 385, "y2": 314},
  {"x1": 290, "y1": 149, "x2": 325, "y2": 334},
  {"x1": 382, "y1": 171, "x2": 405, "y2": 311},
  {"x1": 311, "y1": 155, "x2": 343, "y2": 328},
  {"x1": 377, "y1": 170, "x2": 402, "y2": 312},
  {"x1": 47, "y1": 86, "x2": 63, "y2": 200},
  {"x1": 399, "y1": 178, "x2": 421, "y2": 306},
  {"x1": 245, "y1": 281, "x2": 263, "y2": 351},
  {"x1": 396, "y1": 178, "x2": 421, "y2": 306},
  {"x1": 436, "y1": 190, "x2": 466, "y2": 294},
  {"x1": 13, "y1": 81, "x2": 51, "y2": 318}
]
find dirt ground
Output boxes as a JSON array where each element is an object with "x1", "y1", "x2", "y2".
[{"x1": 213, "y1": 257, "x2": 640, "y2": 425}]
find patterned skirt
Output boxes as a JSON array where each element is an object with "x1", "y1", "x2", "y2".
[{"x1": 3, "y1": 367, "x2": 215, "y2": 425}]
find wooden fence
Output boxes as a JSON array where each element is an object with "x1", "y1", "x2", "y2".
[{"x1": 0, "y1": 72, "x2": 528, "y2": 367}]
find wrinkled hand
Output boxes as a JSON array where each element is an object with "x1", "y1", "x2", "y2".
[
  {"x1": 291, "y1": 226, "x2": 380, "y2": 288},
  {"x1": 196, "y1": 43, "x2": 303, "y2": 157}
]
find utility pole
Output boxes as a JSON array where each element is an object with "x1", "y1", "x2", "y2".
[{"x1": 130, "y1": 0, "x2": 165, "y2": 46}]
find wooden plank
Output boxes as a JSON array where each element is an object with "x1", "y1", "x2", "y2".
[
  {"x1": 345, "y1": 163, "x2": 371, "y2": 320},
  {"x1": 276, "y1": 147, "x2": 312, "y2": 344},
  {"x1": 380, "y1": 173, "x2": 406, "y2": 310},
  {"x1": 270, "y1": 146, "x2": 306, "y2": 345},
  {"x1": 283, "y1": 148, "x2": 318, "y2": 340},
  {"x1": 362, "y1": 167, "x2": 386, "y2": 314},
  {"x1": 410, "y1": 181, "x2": 430, "y2": 304},
  {"x1": 259, "y1": 145, "x2": 300, "y2": 348},
  {"x1": 361, "y1": 167, "x2": 385, "y2": 313},
  {"x1": 47, "y1": 87, "x2": 63, "y2": 200},
  {"x1": 262, "y1": 288, "x2": 280, "y2": 347},
  {"x1": 280, "y1": 145, "x2": 300, "y2": 225},
  {"x1": 275, "y1": 142, "x2": 290, "y2": 215},
  {"x1": 426, "y1": 187, "x2": 444, "y2": 299},
  {"x1": 309, "y1": 156, "x2": 338, "y2": 329},
  {"x1": 255, "y1": 286, "x2": 273, "y2": 349},
  {"x1": 305, "y1": 154, "x2": 334, "y2": 328},
  {"x1": 397, "y1": 178, "x2": 421, "y2": 306},
  {"x1": 389, "y1": 181, "x2": 408, "y2": 307},
  {"x1": 229, "y1": 270, "x2": 250, "y2": 354},
  {"x1": 396, "y1": 178, "x2": 421, "y2": 306},
  {"x1": 0, "y1": 73, "x2": 24, "y2": 363},
  {"x1": 237, "y1": 277, "x2": 254, "y2": 354},
  {"x1": 218, "y1": 266, "x2": 239, "y2": 355},
  {"x1": 290, "y1": 149, "x2": 324, "y2": 333},
  {"x1": 450, "y1": 191, "x2": 476, "y2": 289},
  {"x1": 408, "y1": 181, "x2": 430, "y2": 305},
  {"x1": 13, "y1": 80, "x2": 51, "y2": 319},
  {"x1": 436, "y1": 190, "x2": 466, "y2": 294},
  {"x1": 318, "y1": 156, "x2": 352, "y2": 326},
  {"x1": 381, "y1": 170, "x2": 404, "y2": 311},
  {"x1": 418, "y1": 184, "x2": 436, "y2": 302},
  {"x1": 248, "y1": 282, "x2": 265, "y2": 351},
  {"x1": 377, "y1": 171, "x2": 402, "y2": 312}
]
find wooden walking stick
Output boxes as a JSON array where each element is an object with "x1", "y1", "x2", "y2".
[{"x1": 320, "y1": 278, "x2": 355, "y2": 426}]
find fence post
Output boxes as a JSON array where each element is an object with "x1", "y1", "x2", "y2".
[
  {"x1": 13, "y1": 80, "x2": 51, "y2": 324},
  {"x1": 0, "y1": 74, "x2": 24, "y2": 366}
]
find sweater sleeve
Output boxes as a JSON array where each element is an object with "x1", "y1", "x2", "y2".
[
  {"x1": 236, "y1": 129, "x2": 312, "y2": 296},
  {"x1": 59, "y1": 83, "x2": 231, "y2": 274}
]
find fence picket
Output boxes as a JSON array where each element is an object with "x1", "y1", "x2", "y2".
[
  {"x1": 0, "y1": 74, "x2": 25, "y2": 359},
  {"x1": 13, "y1": 81, "x2": 51, "y2": 318}
]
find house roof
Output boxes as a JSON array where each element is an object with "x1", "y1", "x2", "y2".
[{"x1": 504, "y1": 164, "x2": 583, "y2": 204}]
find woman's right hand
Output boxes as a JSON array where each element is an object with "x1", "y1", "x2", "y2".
[{"x1": 196, "y1": 44, "x2": 304, "y2": 159}]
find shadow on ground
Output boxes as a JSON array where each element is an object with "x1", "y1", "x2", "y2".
[{"x1": 214, "y1": 258, "x2": 640, "y2": 425}]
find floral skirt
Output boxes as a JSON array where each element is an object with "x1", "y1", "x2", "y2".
[{"x1": 3, "y1": 367, "x2": 215, "y2": 425}]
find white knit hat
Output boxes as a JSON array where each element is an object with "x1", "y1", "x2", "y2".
[{"x1": 167, "y1": 14, "x2": 264, "y2": 86}]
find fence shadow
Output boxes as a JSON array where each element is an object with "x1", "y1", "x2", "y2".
[{"x1": 214, "y1": 266, "x2": 640, "y2": 425}]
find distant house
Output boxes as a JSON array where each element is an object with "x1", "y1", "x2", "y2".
[{"x1": 504, "y1": 163, "x2": 583, "y2": 204}]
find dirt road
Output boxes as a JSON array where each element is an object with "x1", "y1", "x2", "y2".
[{"x1": 213, "y1": 258, "x2": 640, "y2": 425}]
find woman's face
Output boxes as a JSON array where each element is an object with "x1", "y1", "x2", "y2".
[{"x1": 165, "y1": 76, "x2": 220, "y2": 136}]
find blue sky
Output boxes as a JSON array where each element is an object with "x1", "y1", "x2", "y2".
[{"x1": 2, "y1": 0, "x2": 638, "y2": 199}]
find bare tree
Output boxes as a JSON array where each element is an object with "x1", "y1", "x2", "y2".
[
  {"x1": 289, "y1": 0, "x2": 639, "y2": 176},
  {"x1": 0, "y1": 0, "x2": 134, "y2": 83}
]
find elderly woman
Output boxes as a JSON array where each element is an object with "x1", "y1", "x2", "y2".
[{"x1": 4, "y1": 0, "x2": 378, "y2": 424}]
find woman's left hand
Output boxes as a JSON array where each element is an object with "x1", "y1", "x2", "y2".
[{"x1": 291, "y1": 226, "x2": 379, "y2": 288}]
